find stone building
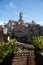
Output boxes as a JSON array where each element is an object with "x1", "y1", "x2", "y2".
[
  {"x1": 40, "y1": 26, "x2": 43, "y2": 36},
  {"x1": 3, "y1": 12, "x2": 43, "y2": 43}
]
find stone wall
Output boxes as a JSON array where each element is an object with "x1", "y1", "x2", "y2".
[
  {"x1": 12, "y1": 51, "x2": 35, "y2": 65},
  {"x1": 12, "y1": 57, "x2": 27, "y2": 65}
]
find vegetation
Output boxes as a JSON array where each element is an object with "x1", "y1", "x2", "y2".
[
  {"x1": 0, "y1": 40, "x2": 16, "y2": 64},
  {"x1": 33, "y1": 36, "x2": 43, "y2": 52}
]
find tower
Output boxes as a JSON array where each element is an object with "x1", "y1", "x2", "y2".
[{"x1": 19, "y1": 12, "x2": 23, "y2": 21}]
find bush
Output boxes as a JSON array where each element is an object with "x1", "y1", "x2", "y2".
[
  {"x1": 33, "y1": 36, "x2": 43, "y2": 52},
  {"x1": 0, "y1": 40, "x2": 16, "y2": 64}
]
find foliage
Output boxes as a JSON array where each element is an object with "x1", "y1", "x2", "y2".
[
  {"x1": 0, "y1": 40, "x2": 16, "y2": 64},
  {"x1": 33, "y1": 36, "x2": 43, "y2": 52}
]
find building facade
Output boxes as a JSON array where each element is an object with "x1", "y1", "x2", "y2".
[{"x1": 1, "y1": 12, "x2": 43, "y2": 43}]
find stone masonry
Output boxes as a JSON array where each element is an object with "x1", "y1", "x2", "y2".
[{"x1": 12, "y1": 51, "x2": 35, "y2": 65}]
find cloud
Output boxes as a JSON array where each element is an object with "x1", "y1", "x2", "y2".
[
  {"x1": 0, "y1": 21, "x2": 8, "y2": 25},
  {"x1": 5, "y1": 2, "x2": 20, "y2": 13},
  {"x1": 8, "y1": 2, "x2": 16, "y2": 9}
]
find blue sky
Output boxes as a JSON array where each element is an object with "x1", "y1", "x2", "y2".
[{"x1": 0, "y1": 0, "x2": 43, "y2": 25}]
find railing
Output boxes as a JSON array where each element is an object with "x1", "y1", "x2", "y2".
[{"x1": 14, "y1": 51, "x2": 35, "y2": 58}]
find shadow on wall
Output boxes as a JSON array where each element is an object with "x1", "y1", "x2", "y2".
[
  {"x1": 0, "y1": 53, "x2": 14, "y2": 65},
  {"x1": 35, "y1": 52, "x2": 43, "y2": 65}
]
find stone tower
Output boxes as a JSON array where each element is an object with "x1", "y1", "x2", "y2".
[{"x1": 19, "y1": 12, "x2": 23, "y2": 21}]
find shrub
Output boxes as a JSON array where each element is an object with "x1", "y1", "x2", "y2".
[
  {"x1": 0, "y1": 40, "x2": 16, "y2": 64},
  {"x1": 33, "y1": 36, "x2": 43, "y2": 52}
]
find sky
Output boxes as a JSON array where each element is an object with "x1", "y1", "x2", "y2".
[{"x1": 0, "y1": 0, "x2": 43, "y2": 25}]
